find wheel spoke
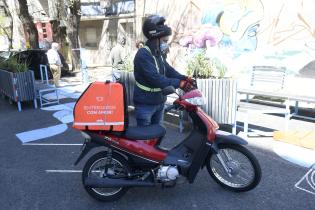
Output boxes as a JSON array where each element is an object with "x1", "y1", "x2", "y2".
[
  {"x1": 222, "y1": 149, "x2": 233, "y2": 161},
  {"x1": 208, "y1": 145, "x2": 259, "y2": 190},
  {"x1": 88, "y1": 157, "x2": 125, "y2": 196}
]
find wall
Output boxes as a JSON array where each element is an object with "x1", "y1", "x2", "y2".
[
  {"x1": 80, "y1": 17, "x2": 136, "y2": 66},
  {"x1": 80, "y1": 0, "x2": 315, "y2": 73},
  {"x1": 155, "y1": 0, "x2": 315, "y2": 76}
]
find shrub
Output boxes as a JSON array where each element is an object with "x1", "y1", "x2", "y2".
[
  {"x1": 211, "y1": 57, "x2": 227, "y2": 78},
  {"x1": 0, "y1": 57, "x2": 28, "y2": 73},
  {"x1": 186, "y1": 50, "x2": 228, "y2": 79},
  {"x1": 187, "y1": 50, "x2": 212, "y2": 78}
]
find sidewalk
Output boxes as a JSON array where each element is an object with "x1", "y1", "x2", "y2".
[{"x1": 236, "y1": 110, "x2": 315, "y2": 168}]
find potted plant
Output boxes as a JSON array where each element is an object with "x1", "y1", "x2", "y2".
[
  {"x1": 186, "y1": 50, "x2": 237, "y2": 132},
  {"x1": 0, "y1": 57, "x2": 37, "y2": 111}
]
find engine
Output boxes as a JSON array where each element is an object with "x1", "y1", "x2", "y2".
[{"x1": 157, "y1": 166, "x2": 179, "y2": 182}]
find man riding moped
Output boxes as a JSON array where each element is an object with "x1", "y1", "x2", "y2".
[
  {"x1": 72, "y1": 14, "x2": 261, "y2": 203},
  {"x1": 133, "y1": 15, "x2": 195, "y2": 126}
]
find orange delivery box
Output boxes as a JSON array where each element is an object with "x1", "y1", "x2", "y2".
[{"x1": 73, "y1": 82, "x2": 127, "y2": 131}]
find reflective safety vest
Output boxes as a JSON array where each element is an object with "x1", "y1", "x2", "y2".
[{"x1": 135, "y1": 46, "x2": 165, "y2": 92}]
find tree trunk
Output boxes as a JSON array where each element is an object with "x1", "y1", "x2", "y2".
[
  {"x1": 1, "y1": 0, "x2": 13, "y2": 49},
  {"x1": 50, "y1": 0, "x2": 68, "y2": 64},
  {"x1": 67, "y1": 0, "x2": 81, "y2": 71},
  {"x1": 17, "y1": 0, "x2": 39, "y2": 49},
  {"x1": 53, "y1": 0, "x2": 81, "y2": 71}
]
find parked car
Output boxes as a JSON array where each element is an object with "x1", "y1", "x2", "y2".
[{"x1": 0, "y1": 49, "x2": 73, "y2": 79}]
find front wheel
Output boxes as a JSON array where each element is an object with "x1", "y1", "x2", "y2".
[{"x1": 206, "y1": 144, "x2": 261, "y2": 192}]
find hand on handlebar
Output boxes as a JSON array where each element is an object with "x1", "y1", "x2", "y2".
[
  {"x1": 186, "y1": 76, "x2": 197, "y2": 88},
  {"x1": 180, "y1": 77, "x2": 197, "y2": 92}
]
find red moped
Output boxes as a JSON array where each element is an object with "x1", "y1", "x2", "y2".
[{"x1": 74, "y1": 86, "x2": 261, "y2": 202}]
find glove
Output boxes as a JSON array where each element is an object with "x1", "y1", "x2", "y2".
[
  {"x1": 186, "y1": 76, "x2": 197, "y2": 88},
  {"x1": 180, "y1": 80, "x2": 194, "y2": 92}
]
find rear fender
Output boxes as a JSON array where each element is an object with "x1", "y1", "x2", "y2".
[
  {"x1": 73, "y1": 140, "x2": 100, "y2": 166},
  {"x1": 74, "y1": 132, "x2": 109, "y2": 165}
]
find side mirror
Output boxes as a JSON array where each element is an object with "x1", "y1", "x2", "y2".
[{"x1": 162, "y1": 86, "x2": 176, "y2": 95}]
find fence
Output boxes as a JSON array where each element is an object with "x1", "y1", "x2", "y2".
[{"x1": 197, "y1": 79, "x2": 237, "y2": 127}]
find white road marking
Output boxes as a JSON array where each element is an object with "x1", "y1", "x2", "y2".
[
  {"x1": 46, "y1": 170, "x2": 82, "y2": 173},
  {"x1": 53, "y1": 110, "x2": 74, "y2": 124},
  {"x1": 16, "y1": 124, "x2": 68, "y2": 143},
  {"x1": 70, "y1": 93, "x2": 81, "y2": 99},
  {"x1": 16, "y1": 82, "x2": 82, "y2": 143},
  {"x1": 295, "y1": 164, "x2": 315, "y2": 195}
]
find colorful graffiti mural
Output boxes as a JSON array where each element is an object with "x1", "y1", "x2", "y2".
[
  {"x1": 177, "y1": 0, "x2": 315, "y2": 75},
  {"x1": 179, "y1": 0, "x2": 264, "y2": 57}
]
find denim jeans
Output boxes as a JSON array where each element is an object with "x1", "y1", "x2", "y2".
[{"x1": 135, "y1": 103, "x2": 165, "y2": 126}]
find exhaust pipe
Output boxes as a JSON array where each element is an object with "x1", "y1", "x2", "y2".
[{"x1": 84, "y1": 177, "x2": 155, "y2": 188}]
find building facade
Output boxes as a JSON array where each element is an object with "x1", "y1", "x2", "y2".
[{"x1": 1, "y1": 0, "x2": 314, "y2": 74}]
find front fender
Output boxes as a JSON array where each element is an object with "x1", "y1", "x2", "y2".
[{"x1": 211, "y1": 130, "x2": 248, "y2": 153}]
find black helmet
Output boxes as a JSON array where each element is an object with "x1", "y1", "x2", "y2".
[{"x1": 142, "y1": 15, "x2": 172, "y2": 40}]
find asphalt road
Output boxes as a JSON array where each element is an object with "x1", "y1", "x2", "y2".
[{"x1": 0, "y1": 99, "x2": 314, "y2": 210}]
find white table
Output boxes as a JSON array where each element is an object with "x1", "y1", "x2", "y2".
[{"x1": 237, "y1": 88, "x2": 315, "y2": 135}]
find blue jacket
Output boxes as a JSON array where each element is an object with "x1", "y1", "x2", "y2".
[{"x1": 133, "y1": 41, "x2": 186, "y2": 105}]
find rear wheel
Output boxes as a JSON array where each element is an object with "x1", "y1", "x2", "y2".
[
  {"x1": 82, "y1": 151, "x2": 130, "y2": 201},
  {"x1": 206, "y1": 144, "x2": 261, "y2": 192}
]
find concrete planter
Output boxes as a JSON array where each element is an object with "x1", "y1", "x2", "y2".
[
  {"x1": 120, "y1": 71, "x2": 135, "y2": 106},
  {"x1": 0, "y1": 69, "x2": 37, "y2": 111},
  {"x1": 197, "y1": 78, "x2": 237, "y2": 127}
]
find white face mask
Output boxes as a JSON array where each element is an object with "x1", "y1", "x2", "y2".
[{"x1": 160, "y1": 42, "x2": 169, "y2": 54}]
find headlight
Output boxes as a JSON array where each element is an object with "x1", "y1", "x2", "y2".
[{"x1": 185, "y1": 97, "x2": 205, "y2": 106}]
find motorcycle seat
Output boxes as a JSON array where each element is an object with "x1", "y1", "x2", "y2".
[{"x1": 124, "y1": 124, "x2": 166, "y2": 140}]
